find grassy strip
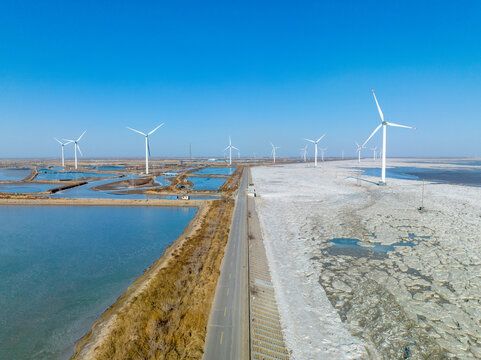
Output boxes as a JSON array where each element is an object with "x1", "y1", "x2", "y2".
[{"x1": 71, "y1": 197, "x2": 236, "y2": 359}]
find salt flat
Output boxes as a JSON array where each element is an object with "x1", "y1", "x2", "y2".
[{"x1": 252, "y1": 159, "x2": 481, "y2": 359}]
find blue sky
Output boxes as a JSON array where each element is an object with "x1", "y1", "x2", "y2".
[{"x1": 1, "y1": 1, "x2": 480, "y2": 158}]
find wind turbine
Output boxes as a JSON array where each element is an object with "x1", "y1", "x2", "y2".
[
  {"x1": 54, "y1": 138, "x2": 72, "y2": 167},
  {"x1": 361, "y1": 89, "x2": 417, "y2": 184},
  {"x1": 355, "y1": 142, "x2": 362, "y2": 163},
  {"x1": 63, "y1": 131, "x2": 86, "y2": 169},
  {"x1": 304, "y1": 134, "x2": 325, "y2": 167},
  {"x1": 319, "y1": 148, "x2": 327, "y2": 162},
  {"x1": 126, "y1": 123, "x2": 164, "y2": 175},
  {"x1": 300, "y1": 145, "x2": 308, "y2": 162},
  {"x1": 270, "y1": 142, "x2": 280, "y2": 163},
  {"x1": 224, "y1": 136, "x2": 239, "y2": 166},
  {"x1": 370, "y1": 146, "x2": 378, "y2": 160}
]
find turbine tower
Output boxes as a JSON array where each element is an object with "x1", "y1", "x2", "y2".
[
  {"x1": 300, "y1": 145, "x2": 308, "y2": 162},
  {"x1": 126, "y1": 123, "x2": 164, "y2": 175},
  {"x1": 355, "y1": 141, "x2": 362, "y2": 163},
  {"x1": 224, "y1": 136, "x2": 239, "y2": 166},
  {"x1": 361, "y1": 89, "x2": 417, "y2": 184},
  {"x1": 319, "y1": 148, "x2": 327, "y2": 162},
  {"x1": 270, "y1": 142, "x2": 280, "y2": 163},
  {"x1": 370, "y1": 146, "x2": 377, "y2": 160},
  {"x1": 304, "y1": 134, "x2": 325, "y2": 167},
  {"x1": 63, "y1": 131, "x2": 86, "y2": 169},
  {"x1": 54, "y1": 138, "x2": 72, "y2": 167}
]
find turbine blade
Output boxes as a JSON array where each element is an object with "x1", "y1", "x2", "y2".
[
  {"x1": 355, "y1": 141, "x2": 360, "y2": 147},
  {"x1": 54, "y1": 138, "x2": 62, "y2": 145},
  {"x1": 361, "y1": 123, "x2": 382, "y2": 148},
  {"x1": 126, "y1": 126, "x2": 146, "y2": 136},
  {"x1": 232, "y1": 146, "x2": 239, "y2": 151},
  {"x1": 148, "y1": 123, "x2": 164, "y2": 135},
  {"x1": 304, "y1": 138, "x2": 315, "y2": 143},
  {"x1": 77, "y1": 144, "x2": 83, "y2": 156},
  {"x1": 316, "y1": 134, "x2": 326, "y2": 143},
  {"x1": 62, "y1": 138, "x2": 74, "y2": 142},
  {"x1": 77, "y1": 130, "x2": 86, "y2": 142},
  {"x1": 386, "y1": 122, "x2": 417, "y2": 130},
  {"x1": 371, "y1": 88, "x2": 384, "y2": 122},
  {"x1": 224, "y1": 145, "x2": 230, "y2": 151}
]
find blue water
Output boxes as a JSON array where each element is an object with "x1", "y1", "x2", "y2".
[
  {"x1": 96, "y1": 166, "x2": 126, "y2": 171},
  {"x1": 188, "y1": 176, "x2": 227, "y2": 190},
  {"x1": 48, "y1": 178, "x2": 220, "y2": 199},
  {"x1": 0, "y1": 206, "x2": 197, "y2": 360},
  {"x1": 407, "y1": 159, "x2": 481, "y2": 167},
  {"x1": 328, "y1": 238, "x2": 414, "y2": 257},
  {"x1": 191, "y1": 167, "x2": 236, "y2": 175},
  {"x1": 0, "y1": 169, "x2": 31, "y2": 181},
  {"x1": 155, "y1": 176, "x2": 170, "y2": 186},
  {"x1": 36, "y1": 169, "x2": 114, "y2": 181},
  {"x1": 362, "y1": 166, "x2": 481, "y2": 186},
  {"x1": 362, "y1": 167, "x2": 419, "y2": 180},
  {"x1": 0, "y1": 183, "x2": 55, "y2": 193}
]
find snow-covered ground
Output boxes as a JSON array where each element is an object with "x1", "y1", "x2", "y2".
[{"x1": 252, "y1": 159, "x2": 481, "y2": 359}]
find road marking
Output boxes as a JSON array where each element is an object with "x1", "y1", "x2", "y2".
[
  {"x1": 220, "y1": 331, "x2": 223, "y2": 345},
  {"x1": 224, "y1": 306, "x2": 227, "y2": 317},
  {"x1": 227, "y1": 288, "x2": 229, "y2": 296},
  {"x1": 229, "y1": 273, "x2": 231, "y2": 279}
]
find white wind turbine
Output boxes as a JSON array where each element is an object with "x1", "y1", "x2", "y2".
[
  {"x1": 355, "y1": 141, "x2": 362, "y2": 163},
  {"x1": 224, "y1": 136, "x2": 239, "y2": 166},
  {"x1": 304, "y1": 134, "x2": 325, "y2": 167},
  {"x1": 361, "y1": 89, "x2": 417, "y2": 184},
  {"x1": 319, "y1": 148, "x2": 327, "y2": 162},
  {"x1": 270, "y1": 142, "x2": 280, "y2": 163},
  {"x1": 126, "y1": 123, "x2": 164, "y2": 175},
  {"x1": 63, "y1": 131, "x2": 86, "y2": 169},
  {"x1": 300, "y1": 144, "x2": 308, "y2": 162},
  {"x1": 54, "y1": 138, "x2": 72, "y2": 167},
  {"x1": 370, "y1": 146, "x2": 378, "y2": 160}
]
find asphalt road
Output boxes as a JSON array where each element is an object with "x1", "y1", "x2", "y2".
[{"x1": 203, "y1": 169, "x2": 249, "y2": 360}]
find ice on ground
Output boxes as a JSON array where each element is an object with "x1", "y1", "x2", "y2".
[{"x1": 252, "y1": 159, "x2": 481, "y2": 359}]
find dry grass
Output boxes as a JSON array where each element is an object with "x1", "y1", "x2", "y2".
[{"x1": 71, "y1": 169, "x2": 244, "y2": 360}]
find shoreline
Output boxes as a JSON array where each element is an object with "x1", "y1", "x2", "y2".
[
  {"x1": 72, "y1": 202, "x2": 211, "y2": 359},
  {"x1": 252, "y1": 160, "x2": 481, "y2": 358},
  {"x1": 71, "y1": 169, "x2": 243, "y2": 359}
]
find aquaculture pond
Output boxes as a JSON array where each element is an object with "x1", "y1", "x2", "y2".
[
  {"x1": 0, "y1": 168, "x2": 31, "y2": 181},
  {"x1": 191, "y1": 167, "x2": 236, "y2": 175},
  {"x1": 92, "y1": 165, "x2": 126, "y2": 171},
  {"x1": 0, "y1": 183, "x2": 55, "y2": 193},
  {"x1": 188, "y1": 176, "x2": 227, "y2": 190},
  {"x1": 48, "y1": 178, "x2": 220, "y2": 200},
  {"x1": 0, "y1": 206, "x2": 197, "y2": 360},
  {"x1": 36, "y1": 169, "x2": 115, "y2": 181}
]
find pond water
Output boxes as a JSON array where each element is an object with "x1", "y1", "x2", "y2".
[
  {"x1": 188, "y1": 176, "x2": 226, "y2": 190},
  {"x1": 0, "y1": 183, "x2": 55, "y2": 193},
  {"x1": 0, "y1": 206, "x2": 197, "y2": 360},
  {"x1": 191, "y1": 167, "x2": 236, "y2": 175},
  {"x1": 95, "y1": 166, "x2": 126, "y2": 171},
  {"x1": 155, "y1": 176, "x2": 170, "y2": 186},
  {"x1": 0, "y1": 168, "x2": 31, "y2": 181},
  {"x1": 49, "y1": 178, "x2": 220, "y2": 200},
  {"x1": 36, "y1": 169, "x2": 115, "y2": 181}
]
